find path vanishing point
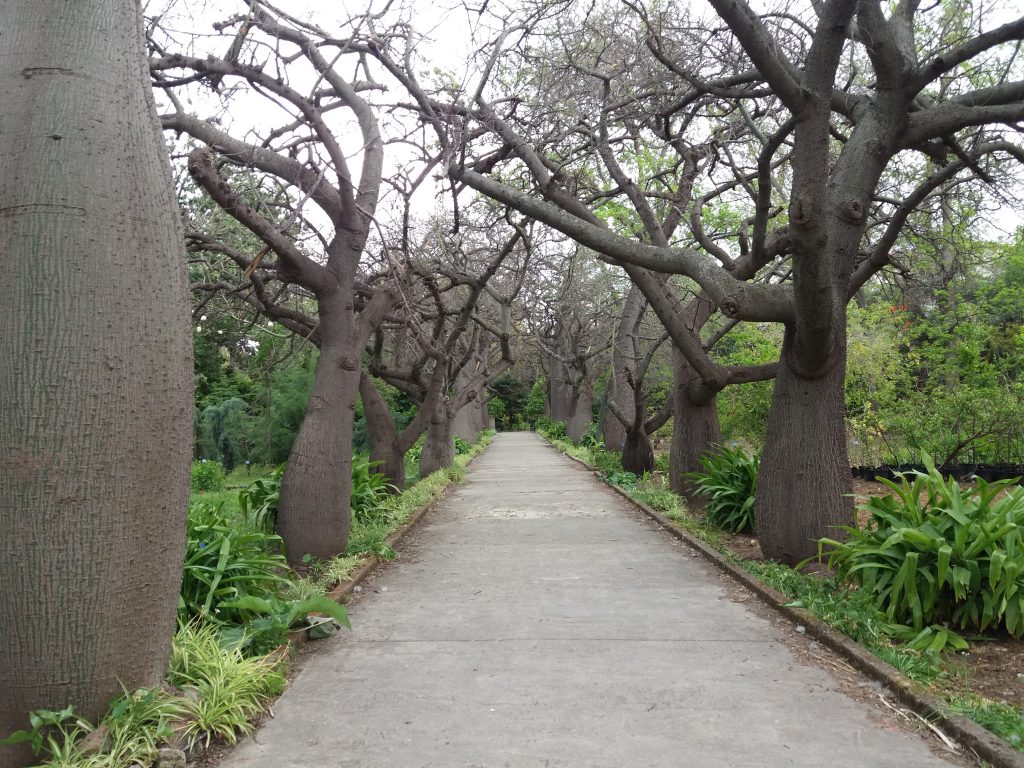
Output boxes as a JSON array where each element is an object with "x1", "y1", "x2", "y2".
[{"x1": 220, "y1": 432, "x2": 960, "y2": 767}]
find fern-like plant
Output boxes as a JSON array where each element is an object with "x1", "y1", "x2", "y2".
[
  {"x1": 818, "y1": 455, "x2": 1024, "y2": 639},
  {"x1": 686, "y1": 445, "x2": 759, "y2": 533}
]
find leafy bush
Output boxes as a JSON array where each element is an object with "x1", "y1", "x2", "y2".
[
  {"x1": 238, "y1": 464, "x2": 284, "y2": 533},
  {"x1": 179, "y1": 502, "x2": 290, "y2": 625},
  {"x1": 604, "y1": 469, "x2": 637, "y2": 488},
  {"x1": 818, "y1": 456, "x2": 1024, "y2": 639},
  {"x1": 454, "y1": 436, "x2": 473, "y2": 455},
  {"x1": 191, "y1": 460, "x2": 225, "y2": 492},
  {"x1": 536, "y1": 417, "x2": 567, "y2": 440},
  {"x1": 351, "y1": 456, "x2": 397, "y2": 523},
  {"x1": 686, "y1": 445, "x2": 759, "y2": 533},
  {"x1": 220, "y1": 594, "x2": 350, "y2": 654}
]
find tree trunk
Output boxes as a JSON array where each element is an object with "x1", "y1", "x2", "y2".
[
  {"x1": 603, "y1": 285, "x2": 645, "y2": 451},
  {"x1": 452, "y1": 397, "x2": 481, "y2": 443},
  {"x1": 621, "y1": 429, "x2": 655, "y2": 476},
  {"x1": 754, "y1": 328, "x2": 852, "y2": 565},
  {"x1": 277, "y1": 296, "x2": 360, "y2": 566},
  {"x1": 566, "y1": 387, "x2": 593, "y2": 442},
  {"x1": 359, "y1": 372, "x2": 405, "y2": 491},
  {"x1": 420, "y1": 404, "x2": 455, "y2": 477},
  {"x1": 669, "y1": 349, "x2": 721, "y2": 497},
  {"x1": 0, "y1": 2, "x2": 192, "y2": 764},
  {"x1": 546, "y1": 359, "x2": 572, "y2": 421}
]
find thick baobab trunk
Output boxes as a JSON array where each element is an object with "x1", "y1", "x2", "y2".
[
  {"x1": 546, "y1": 361, "x2": 573, "y2": 421},
  {"x1": 603, "y1": 286, "x2": 645, "y2": 451},
  {"x1": 359, "y1": 372, "x2": 405, "y2": 491},
  {"x1": 277, "y1": 297, "x2": 360, "y2": 565},
  {"x1": 566, "y1": 387, "x2": 593, "y2": 442},
  {"x1": 754, "y1": 328, "x2": 852, "y2": 565},
  {"x1": 669, "y1": 350, "x2": 721, "y2": 497},
  {"x1": 0, "y1": 2, "x2": 192, "y2": 764},
  {"x1": 420, "y1": 405, "x2": 455, "y2": 477},
  {"x1": 452, "y1": 396, "x2": 482, "y2": 443},
  {"x1": 621, "y1": 429, "x2": 655, "y2": 476}
]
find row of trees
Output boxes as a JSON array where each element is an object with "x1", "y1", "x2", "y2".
[{"x1": 2, "y1": 0, "x2": 1022, "y2": 766}]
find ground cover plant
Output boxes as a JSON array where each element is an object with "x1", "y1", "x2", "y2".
[
  {"x1": 686, "y1": 445, "x2": 759, "y2": 533},
  {"x1": 537, "y1": 429, "x2": 1024, "y2": 753},
  {"x1": 818, "y1": 458, "x2": 1024, "y2": 643}
]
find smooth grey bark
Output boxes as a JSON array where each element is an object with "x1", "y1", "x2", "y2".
[
  {"x1": 0, "y1": 2, "x2": 192, "y2": 765},
  {"x1": 360, "y1": 370, "x2": 407, "y2": 492},
  {"x1": 420, "y1": 403, "x2": 456, "y2": 478},
  {"x1": 669, "y1": 350, "x2": 722, "y2": 499},
  {"x1": 565, "y1": 387, "x2": 593, "y2": 442},
  {"x1": 602, "y1": 285, "x2": 646, "y2": 452}
]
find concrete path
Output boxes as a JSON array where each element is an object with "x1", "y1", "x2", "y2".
[{"x1": 222, "y1": 432, "x2": 958, "y2": 767}]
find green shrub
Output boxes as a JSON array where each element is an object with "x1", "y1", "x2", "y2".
[
  {"x1": 351, "y1": 456, "x2": 398, "y2": 523},
  {"x1": 536, "y1": 417, "x2": 567, "y2": 440},
  {"x1": 818, "y1": 456, "x2": 1024, "y2": 639},
  {"x1": 219, "y1": 593, "x2": 350, "y2": 654},
  {"x1": 191, "y1": 460, "x2": 225, "y2": 492},
  {"x1": 179, "y1": 502, "x2": 290, "y2": 625},
  {"x1": 686, "y1": 445, "x2": 759, "y2": 533},
  {"x1": 238, "y1": 464, "x2": 284, "y2": 533},
  {"x1": 454, "y1": 436, "x2": 472, "y2": 455}
]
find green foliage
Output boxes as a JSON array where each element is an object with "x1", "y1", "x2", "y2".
[
  {"x1": 168, "y1": 623, "x2": 287, "y2": 750},
  {"x1": 525, "y1": 380, "x2": 546, "y2": 425},
  {"x1": 536, "y1": 416, "x2": 567, "y2": 440},
  {"x1": 0, "y1": 707, "x2": 93, "y2": 763},
  {"x1": 575, "y1": 423, "x2": 602, "y2": 448},
  {"x1": 712, "y1": 322, "x2": 781, "y2": 446},
  {"x1": 346, "y1": 518, "x2": 398, "y2": 560},
  {"x1": 190, "y1": 460, "x2": 226, "y2": 492},
  {"x1": 351, "y1": 457, "x2": 397, "y2": 524},
  {"x1": 179, "y1": 502, "x2": 290, "y2": 626},
  {"x1": 628, "y1": 475, "x2": 685, "y2": 516},
  {"x1": 98, "y1": 688, "x2": 187, "y2": 767},
  {"x1": 604, "y1": 469, "x2": 637, "y2": 487},
  {"x1": 219, "y1": 594, "x2": 350, "y2": 655},
  {"x1": 249, "y1": 355, "x2": 316, "y2": 464},
  {"x1": 198, "y1": 398, "x2": 250, "y2": 471},
  {"x1": 686, "y1": 445, "x2": 759, "y2": 533},
  {"x1": 847, "y1": 232, "x2": 1024, "y2": 466},
  {"x1": 238, "y1": 464, "x2": 284, "y2": 533},
  {"x1": 0, "y1": 690, "x2": 190, "y2": 767},
  {"x1": 454, "y1": 436, "x2": 473, "y2": 455},
  {"x1": 819, "y1": 456, "x2": 1024, "y2": 639}
]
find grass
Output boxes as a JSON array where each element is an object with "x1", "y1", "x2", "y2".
[
  {"x1": 190, "y1": 465, "x2": 276, "y2": 515},
  {"x1": 537, "y1": 430, "x2": 1024, "y2": 753}
]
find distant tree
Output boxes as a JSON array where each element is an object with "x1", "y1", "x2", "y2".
[
  {"x1": 151, "y1": 5, "x2": 402, "y2": 565},
  {"x1": 374, "y1": 0, "x2": 1024, "y2": 562},
  {"x1": 0, "y1": 1, "x2": 191, "y2": 764}
]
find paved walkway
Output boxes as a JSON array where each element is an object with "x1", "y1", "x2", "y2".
[{"x1": 221, "y1": 432, "x2": 958, "y2": 767}]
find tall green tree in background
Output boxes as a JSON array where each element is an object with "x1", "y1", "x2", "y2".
[{"x1": 0, "y1": 1, "x2": 192, "y2": 765}]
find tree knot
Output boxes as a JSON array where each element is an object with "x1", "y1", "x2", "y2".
[{"x1": 840, "y1": 199, "x2": 864, "y2": 222}]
